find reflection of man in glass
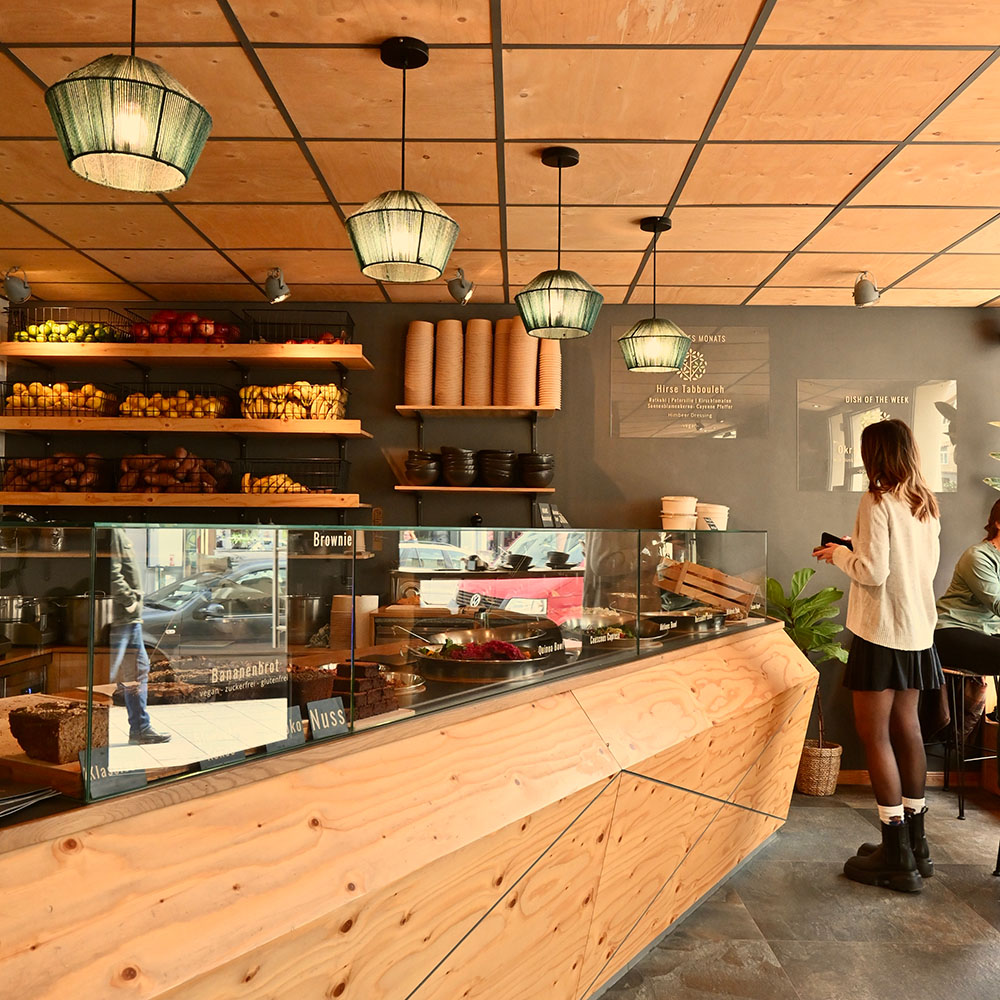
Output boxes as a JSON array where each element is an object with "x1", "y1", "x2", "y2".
[{"x1": 110, "y1": 529, "x2": 171, "y2": 745}]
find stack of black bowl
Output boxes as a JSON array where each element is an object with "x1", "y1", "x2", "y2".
[
  {"x1": 518, "y1": 452, "x2": 555, "y2": 487},
  {"x1": 404, "y1": 449, "x2": 440, "y2": 486},
  {"x1": 478, "y1": 449, "x2": 516, "y2": 487},
  {"x1": 440, "y1": 446, "x2": 477, "y2": 486}
]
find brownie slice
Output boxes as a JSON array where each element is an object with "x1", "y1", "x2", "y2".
[
  {"x1": 287, "y1": 662, "x2": 336, "y2": 710},
  {"x1": 9, "y1": 701, "x2": 109, "y2": 764}
]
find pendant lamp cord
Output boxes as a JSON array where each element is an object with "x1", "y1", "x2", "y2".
[
  {"x1": 556, "y1": 163, "x2": 563, "y2": 271},
  {"x1": 651, "y1": 232, "x2": 658, "y2": 320},
  {"x1": 130, "y1": 0, "x2": 137, "y2": 57},
  {"x1": 400, "y1": 65, "x2": 407, "y2": 191}
]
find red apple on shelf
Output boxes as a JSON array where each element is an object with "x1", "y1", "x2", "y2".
[
  {"x1": 131, "y1": 322, "x2": 151, "y2": 342},
  {"x1": 152, "y1": 309, "x2": 177, "y2": 323},
  {"x1": 198, "y1": 319, "x2": 215, "y2": 336},
  {"x1": 175, "y1": 321, "x2": 193, "y2": 336}
]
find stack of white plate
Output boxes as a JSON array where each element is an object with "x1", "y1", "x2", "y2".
[
  {"x1": 661, "y1": 495, "x2": 697, "y2": 530},
  {"x1": 506, "y1": 316, "x2": 539, "y2": 407},
  {"x1": 696, "y1": 502, "x2": 729, "y2": 530},
  {"x1": 434, "y1": 319, "x2": 464, "y2": 405},
  {"x1": 492, "y1": 317, "x2": 511, "y2": 405},
  {"x1": 403, "y1": 320, "x2": 434, "y2": 406},
  {"x1": 537, "y1": 339, "x2": 562, "y2": 408},
  {"x1": 463, "y1": 318, "x2": 493, "y2": 406}
]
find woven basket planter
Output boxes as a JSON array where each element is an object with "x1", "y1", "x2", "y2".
[{"x1": 795, "y1": 739, "x2": 842, "y2": 796}]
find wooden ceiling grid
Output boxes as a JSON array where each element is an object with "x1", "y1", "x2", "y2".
[{"x1": 2, "y1": 1, "x2": 1000, "y2": 307}]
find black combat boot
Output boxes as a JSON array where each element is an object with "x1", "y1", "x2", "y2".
[
  {"x1": 845, "y1": 819, "x2": 922, "y2": 892},
  {"x1": 856, "y1": 808, "x2": 933, "y2": 878}
]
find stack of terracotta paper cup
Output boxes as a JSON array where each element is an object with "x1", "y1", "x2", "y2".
[
  {"x1": 434, "y1": 319, "x2": 464, "y2": 405},
  {"x1": 537, "y1": 339, "x2": 561, "y2": 408},
  {"x1": 329, "y1": 594, "x2": 354, "y2": 649},
  {"x1": 492, "y1": 317, "x2": 511, "y2": 405},
  {"x1": 660, "y1": 495, "x2": 698, "y2": 530},
  {"x1": 696, "y1": 502, "x2": 729, "y2": 530},
  {"x1": 403, "y1": 320, "x2": 434, "y2": 406},
  {"x1": 506, "y1": 316, "x2": 539, "y2": 407},
  {"x1": 463, "y1": 318, "x2": 493, "y2": 406}
]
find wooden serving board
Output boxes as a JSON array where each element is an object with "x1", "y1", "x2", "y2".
[{"x1": 0, "y1": 694, "x2": 86, "y2": 797}]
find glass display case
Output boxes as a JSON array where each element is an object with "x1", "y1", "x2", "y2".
[{"x1": 0, "y1": 522, "x2": 766, "y2": 808}]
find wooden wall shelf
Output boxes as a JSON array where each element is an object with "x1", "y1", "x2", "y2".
[
  {"x1": 0, "y1": 343, "x2": 373, "y2": 371},
  {"x1": 396, "y1": 405, "x2": 557, "y2": 419},
  {"x1": 0, "y1": 492, "x2": 367, "y2": 508},
  {"x1": 0, "y1": 417, "x2": 371, "y2": 438}
]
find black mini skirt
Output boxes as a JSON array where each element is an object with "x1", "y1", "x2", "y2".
[{"x1": 842, "y1": 634, "x2": 944, "y2": 692}]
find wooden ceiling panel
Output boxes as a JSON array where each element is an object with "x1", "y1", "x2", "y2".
[
  {"x1": 801, "y1": 207, "x2": 998, "y2": 253},
  {"x1": 281, "y1": 284, "x2": 387, "y2": 302},
  {"x1": 0, "y1": 58, "x2": 61, "y2": 138},
  {"x1": 851, "y1": 144, "x2": 1000, "y2": 206},
  {"x1": 768, "y1": 252, "x2": 931, "y2": 287},
  {"x1": 661, "y1": 207, "x2": 831, "y2": 251},
  {"x1": 883, "y1": 288, "x2": 999, "y2": 306},
  {"x1": 760, "y1": 1, "x2": 1000, "y2": 45},
  {"x1": 133, "y1": 283, "x2": 264, "y2": 302},
  {"x1": 917, "y1": 62, "x2": 1000, "y2": 141},
  {"x1": 747, "y1": 287, "x2": 856, "y2": 306},
  {"x1": 386, "y1": 283, "x2": 508, "y2": 303},
  {"x1": 168, "y1": 141, "x2": 326, "y2": 203},
  {"x1": 12, "y1": 47, "x2": 290, "y2": 138},
  {"x1": 87, "y1": 250, "x2": 246, "y2": 284},
  {"x1": 226, "y1": 249, "x2": 366, "y2": 284},
  {"x1": 15, "y1": 204, "x2": 211, "y2": 250},
  {"x1": 228, "y1": 0, "x2": 491, "y2": 44},
  {"x1": 177, "y1": 205, "x2": 351, "y2": 249},
  {"x1": 0, "y1": 206, "x2": 64, "y2": 248},
  {"x1": 504, "y1": 49, "x2": 738, "y2": 140},
  {"x1": 444, "y1": 251, "x2": 505, "y2": 284},
  {"x1": 0, "y1": 140, "x2": 156, "y2": 204},
  {"x1": 260, "y1": 47, "x2": 495, "y2": 140},
  {"x1": 894, "y1": 253, "x2": 1000, "y2": 288},
  {"x1": 652, "y1": 251, "x2": 787, "y2": 285},
  {"x1": 25, "y1": 282, "x2": 152, "y2": 302},
  {"x1": 501, "y1": 0, "x2": 761, "y2": 44},
  {"x1": 0, "y1": 249, "x2": 123, "y2": 283},
  {"x1": 507, "y1": 206, "x2": 668, "y2": 252},
  {"x1": 948, "y1": 217, "x2": 1000, "y2": 253},
  {"x1": 309, "y1": 141, "x2": 499, "y2": 204},
  {"x1": 508, "y1": 251, "x2": 643, "y2": 285},
  {"x1": 681, "y1": 143, "x2": 893, "y2": 205},
  {"x1": 713, "y1": 49, "x2": 986, "y2": 141},
  {"x1": 622, "y1": 285, "x2": 754, "y2": 305},
  {"x1": 0, "y1": 3, "x2": 236, "y2": 43},
  {"x1": 505, "y1": 142, "x2": 693, "y2": 205}
]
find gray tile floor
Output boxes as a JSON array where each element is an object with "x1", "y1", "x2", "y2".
[{"x1": 600, "y1": 787, "x2": 1000, "y2": 1000}]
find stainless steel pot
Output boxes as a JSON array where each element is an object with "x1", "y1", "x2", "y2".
[
  {"x1": 287, "y1": 595, "x2": 328, "y2": 645},
  {"x1": 0, "y1": 595, "x2": 60, "y2": 623},
  {"x1": 62, "y1": 593, "x2": 115, "y2": 646}
]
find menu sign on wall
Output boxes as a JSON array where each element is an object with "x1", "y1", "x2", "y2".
[
  {"x1": 797, "y1": 379, "x2": 957, "y2": 492},
  {"x1": 611, "y1": 326, "x2": 769, "y2": 438}
]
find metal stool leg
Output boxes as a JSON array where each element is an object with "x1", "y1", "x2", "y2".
[
  {"x1": 994, "y1": 837, "x2": 1000, "y2": 877},
  {"x1": 957, "y1": 675, "x2": 967, "y2": 820}
]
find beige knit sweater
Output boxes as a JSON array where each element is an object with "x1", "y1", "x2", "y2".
[{"x1": 831, "y1": 490, "x2": 940, "y2": 651}]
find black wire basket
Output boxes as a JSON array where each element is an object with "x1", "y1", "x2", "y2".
[
  {"x1": 244, "y1": 308, "x2": 354, "y2": 345},
  {"x1": 126, "y1": 307, "x2": 245, "y2": 344},
  {"x1": 117, "y1": 453, "x2": 235, "y2": 494},
  {"x1": 239, "y1": 382, "x2": 348, "y2": 420},
  {"x1": 117, "y1": 383, "x2": 238, "y2": 418},
  {"x1": 5, "y1": 306, "x2": 134, "y2": 344},
  {"x1": 0, "y1": 380, "x2": 118, "y2": 416},
  {"x1": 240, "y1": 459, "x2": 350, "y2": 494},
  {"x1": 1, "y1": 455, "x2": 113, "y2": 492}
]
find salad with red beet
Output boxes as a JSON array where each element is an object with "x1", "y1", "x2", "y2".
[{"x1": 419, "y1": 639, "x2": 530, "y2": 661}]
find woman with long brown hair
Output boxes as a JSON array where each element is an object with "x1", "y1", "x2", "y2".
[{"x1": 814, "y1": 418, "x2": 942, "y2": 892}]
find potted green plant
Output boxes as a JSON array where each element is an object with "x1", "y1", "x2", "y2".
[{"x1": 766, "y1": 567, "x2": 849, "y2": 796}]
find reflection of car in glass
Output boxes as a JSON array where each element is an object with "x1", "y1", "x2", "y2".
[
  {"x1": 398, "y1": 542, "x2": 470, "y2": 570},
  {"x1": 456, "y1": 531, "x2": 586, "y2": 624},
  {"x1": 141, "y1": 559, "x2": 285, "y2": 652}
]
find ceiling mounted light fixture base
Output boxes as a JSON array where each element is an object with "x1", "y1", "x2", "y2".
[
  {"x1": 345, "y1": 36, "x2": 459, "y2": 283},
  {"x1": 516, "y1": 145, "x2": 603, "y2": 340},
  {"x1": 854, "y1": 271, "x2": 880, "y2": 307},
  {"x1": 640, "y1": 215, "x2": 672, "y2": 235}
]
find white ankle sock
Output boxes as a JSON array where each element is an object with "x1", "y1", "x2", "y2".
[
  {"x1": 877, "y1": 803, "x2": 905, "y2": 825},
  {"x1": 902, "y1": 796, "x2": 926, "y2": 814}
]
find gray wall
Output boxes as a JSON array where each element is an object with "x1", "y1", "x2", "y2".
[{"x1": 340, "y1": 300, "x2": 1000, "y2": 768}]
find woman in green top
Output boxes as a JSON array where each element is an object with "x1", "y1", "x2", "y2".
[{"x1": 935, "y1": 497, "x2": 1000, "y2": 670}]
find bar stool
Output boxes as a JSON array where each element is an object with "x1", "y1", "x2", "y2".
[{"x1": 940, "y1": 668, "x2": 1000, "y2": 820}]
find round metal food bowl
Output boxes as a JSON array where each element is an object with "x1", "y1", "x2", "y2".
[
  {"x1": 645, "y1": 607, "x2": 727, "y2": 633},
  {"x1": 560, "y1": 610, "x2": 630, "y2": 637},
  {"x1": 379, "y1": 669, "x2": 426, "y2": 705}
]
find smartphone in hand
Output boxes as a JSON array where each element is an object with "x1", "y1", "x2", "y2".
[{"x1": 820, "y1": 532, "x2": 853, "y2": 551}]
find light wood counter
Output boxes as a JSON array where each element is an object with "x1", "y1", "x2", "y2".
[{"x1": 0, "y1": 621, "x2": 816, "y2": 1000}]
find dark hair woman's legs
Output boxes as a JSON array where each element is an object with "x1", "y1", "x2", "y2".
[
  {"x1": 888, "y1": 688, "x2": 926, "y2": 799},
  {"x1": 852, "y1": 689, "x2": 901, "y2": 805}
]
